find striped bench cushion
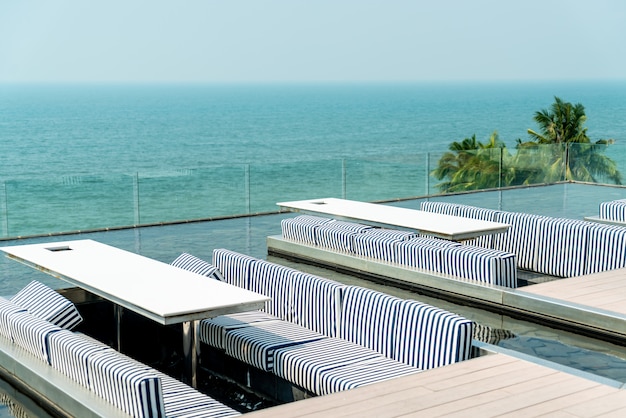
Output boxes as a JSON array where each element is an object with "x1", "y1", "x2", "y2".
[
  {"x1": 288, "y1": 273, "x2": 344, "y2": 338},
  {"x1": 157, "y1": 371, "x2": 241, "y2": 417},
  {"x1": 10, "y1": 281, "x2": 83, "y2": 330},
  {"x1": 352, "y1": 228, "x2": 416, "y2": 263},
  {"x1": 419, "y1": 201, "x2": 459, "y2": 215},
  {"x1": 396, "y1": 237, "x2": 459, "y2": 273},
  {"x1": 494, "y1": 211, "x2": 544, "y2": 271},
  {"x1": 441, "y1": 246, "x2": 517, "y2": 287},
  {"x1": 599, "y1": 199, "x2": 626, "y2": 222},
  {"x1": 585, "y1": 223, "x2": 626, "y2": 274},
  {"x1": 48, "y1": 330, "x2": 112, "y2": 387},
  {"x1": 248, "y1": 260, "x2": 297, "y2": 319},
  {"x1": 273, "y1": 337, "x2": 383, "y2": 395},
  {"x1": 533, "y1": 218, "x2": 590, "y2": 278},
  {"x1": 281, "y1": 215, "x2": 333, "y2": 245},
  {"x1": 170, "y1": 253, "x2": 224, "y2": 281},
  {"x1": 0, "y1": 297, "x2": 25, "y2": 341},
  {"x1": 314, "y1": 221, "x2": 372, "y2": 253},
  {"x1": 393, "y1": 300, "x2": 473, "y2": 370},
  {"x1": 339, "y1": 286, "x2": 401, "y2": 358},
  {"x1": 212, "y1": 249, "x2": 257, "y2": 289},
  {"x1": 87, "y1": 349, "x2": 165, "y2": 418},
  {"x1": 8, "y1": 311, "x2": 62, "y2": 362},
  {"x1": 198, "y1": 311, "x2": 279, "y2": 349},
  {"x1": 223, "y1": 320, "x2": 326, "y2": 372},
  {"x1": 317, "y1": 355, "x2": 421, "y2": 396}
]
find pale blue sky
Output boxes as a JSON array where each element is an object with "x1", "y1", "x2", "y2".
[{"x1": 1, "y1": 0, "x2": 625, "y2": 83}]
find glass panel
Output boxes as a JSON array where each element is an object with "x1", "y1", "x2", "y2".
[
  {"x1": 4, "y1": 174, "x2": 135, "y2": 237},
  {"x1": 137, "y1": 165, "x2": 248, "y2": 224},
  {"x1": 427, "y1": 148, "x2": 504, "y2": 194},
  {"x1": 566, "y1": 142, "x2": 624, "y2": 185},
  {"x1": 248, "y1": 160, "x2": 343, "y2": 213},
  {"x1": 344, "y1": 155, "x2": 428, "y2": 202}
]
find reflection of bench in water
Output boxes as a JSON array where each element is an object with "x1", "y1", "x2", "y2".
[{"x1": 472, "y1": 323, "x2": 516, "y2": 345}]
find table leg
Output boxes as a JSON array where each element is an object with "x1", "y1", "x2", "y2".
[
  {"x1": 114, "y1": 304, "x2": 123, "y2": 352},
  {"x1": 182, "y1": 320, "x2": 199, "y2": 388}
]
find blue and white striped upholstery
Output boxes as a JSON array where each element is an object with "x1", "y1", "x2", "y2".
[
  {"x1": 0, "y1": 297, "x2": 25, "y2": 341},
  {"x1": 441, "y1": 245, "x2": 517, "y2": 287},
  {"x1": 396, "y1": 237, "x2": 459, "y2": 273},
  {"x1": 288, "y1": 273, "x2": 344, "y2": 337},
  {"x1": 419, "y1": 201, "x2": 459, "y2": 216},
  {"x1": 314, "y1": 221, "x2": 372, "y2": 253},
  {"x1": 170, "y1": 253, "x2": 224, "y2": 281},
  {"x1": 248, "y1": 260, "x2": 297, "y2": 319},
  {"x1": 7, "y1": 311, "x2": 61, "y2": 362},
  {"x1": 393, "y1": 300, "x2": 473, "y2": 370},
  {"x1": 599, "y1": 199, "x2": 626, "y2": 222},
  {"x1": 352, "y1": 228, "x2": 416, "y2": 263},
  {"x1": 223, "y1": 320, "x2": 326, "y2": 372},
  {"x1": 273, "y1": 337, "x2": 383, "y2": 395},
  {"x1": 317, "y1": 355, "x2": 421, "y2": 396},
  {"x1": 456, "y1": 204, "x2": 501, "y2": 248},
  {"x1": 212, "y1": 248, "x2": 257, "y2": 289},
  {"x1": 198, "y1": 311, "x2": 279, "y2": 349},
  {"x1": 493, "y1": 211, "x2": 544, "y2": 271},
  {"x1": 339, "y1": 286, "x2": 401, "y2": 358},
  {"x1": 11, "y1": 281, "x2": 83, "y2": 330},
  {"x1": 533, "y1": 218, "x2": 590, "y2": 278},
  {"x1": 585, "y1": 223, "x2": 626, "y2": 274},
  {"x1": 281, "y1": 215, "x2": 333, "y2": 245},
  {"x1": 157, "y1": 371, "x2": 241, "y2": 417},
  {"x1": 86, "y1": 349, "x2": 165, "y2": 418},
  {"x1": 48, "y1": 329, "x2": 112, "y2": 387}
]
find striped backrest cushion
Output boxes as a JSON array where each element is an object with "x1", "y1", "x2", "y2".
[
  {"x1": 599, "y1": 200, "x2": 626, "y2": 222},
  {"x1": 8, "y1": 311, "x2": 62, "y2": 363},
  {"x1": 11, "y1": 281, "x2": 82, "y2": 330},
  {"x1": 493, "y1": 211, "x2": 544, "y2": 271},
  {"x1": 455, "y1": 204, "x2": 501, "y2": 249},
  {"x1": 248, "y1": 260, "x2": 295, "y2": 320},
  {"x1": 281, "y1": 215, "x2": 333, "y2": 245},
  {"x1": 396, "y1": 237, "x2": 459, "y2": 272},
  {"x1": 0, "y1": 297, "x2": 26, "y2": 341},
  {"x1": 533, "y1": 218, "x2": 590, "y2": 278},
  {"x1": 585, "y1": 223, "x2": 626, "y2": 274},
  {"x1": 314, "y1": 221, "x2": 372, "y2": 253},
  {"x1": 394, "y1": 300, "x2": 473, "y2": 370},
  {"x1": 170, "y1": 253, "x2": 223, "y2": 281},
  {"x1": 87, "y1": 350, "x2": 165, "y2": 418},
  {"x1": 289, "y1": 273, "x2": 344, "y2": 337},
  {"x1": 353, "y1": 228, "x2": 416, "y2": 263},
  {"x1": 212, "y1": 249, "x2": 257, "y2": 289},
  {"x1": 339, "y1": 286, "x2": 401, "y2": 358},
  {"x1": 419, "y1": 201, "x2": 459, "y2": 215}
]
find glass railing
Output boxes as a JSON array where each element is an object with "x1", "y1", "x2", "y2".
[{"x1": 1, "y1": 143, "x2": 625, "y2": 239}]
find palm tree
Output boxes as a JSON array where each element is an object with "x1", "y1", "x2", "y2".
[{"x1": 518, "y1": 96, "x2": 621, "y2": 184}]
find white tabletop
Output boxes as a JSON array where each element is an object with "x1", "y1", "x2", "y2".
[
  {"x1": 278, "y1": 198, "x2": 510, "y2": 241},
  {"x1": 0, "y1": 239, "x2": 268, "y2": 325}
]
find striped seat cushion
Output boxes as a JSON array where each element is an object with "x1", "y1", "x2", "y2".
[
  {"x1": 317, "y1": 355, "x2": 421, "y2": 396},
  {"x1": 314, "y1": 221, "x2": 372, "y2": 253},
  {"x1": 170, "y1": 253, "x2": 224, "y2": 281},
  {"x1": 273, "y1": 337, "x2": 383, "y2": 395},
  {"x1": 223, "y1": 320, "x2": 326, "y2": 372},
  {"x1": 86, "y1": 349, "x2": 165, "y2": 418},
  {"x1": 212, "y1": 249, "x2": 257, "y2": 289},
  {"x1": 393, "y1": 300, "x2": 473, "y2": 370},
  {"x1": 352, "y1": 228, "x2": 416, "y2": 263},
  {"x1": 288, "y1": 273, "x2": 344, "y2": 338},
  {"x1": 248, "y1": 260, "x2": 297, "y2": 319},
  {"x1": 339, "y1": 286, "x2": 401, "y2": 358},
  {"x1": 157, "y1": 372, "x2": 241, "y2": 417},
  {"x1": 281, "y1": 215, "x2": 333, "y2": 245},
  {"x1": 0, "y1": 297, "x2": 26, "y2": 341},
  {"x1": 8, "y1": 311, "x2": 62, "y2": 362},
  {"x1": 599, "y1": 199, "x2": 626, "y2": 222},
  {"x1": 47, "y1": 330, "x2": 112, "y2": 388},
  {"x1": 533, "y1": 218, "x2": 590, "y2": 277},
  {"x1": 441, "y1": 245, "x2": 517, "y2": 287},
  {"x1": 584, "y1": 223, "x2": 626, "y2": 274},
  {"x1": 10, "y1": 280, "x2": 83, "y2": 330},
  {"x1": 198, "y1": 311, "x2": 279, "y2": 349}
]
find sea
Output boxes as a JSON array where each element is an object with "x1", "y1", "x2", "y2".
[{"x1": 1, "y1": 81, "x2": 626, "y2": 237}]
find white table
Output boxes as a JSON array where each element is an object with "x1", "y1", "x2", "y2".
[
  {"x1": 278, "y1": 198, "x2": 510, "y2": 241},
  {"x1": 0, "y1": 239, "x2": 269, "y2": 387}
]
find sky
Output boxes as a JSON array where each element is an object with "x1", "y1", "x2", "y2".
[{"x1": 1, "y1": 0, "x2": 625, "y2": 83}]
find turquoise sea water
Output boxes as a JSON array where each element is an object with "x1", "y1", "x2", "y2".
[{"x1": 1, "y1": 82, "x2": 626, "y2": 237}]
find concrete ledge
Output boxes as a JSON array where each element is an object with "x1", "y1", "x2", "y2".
[{"x1": 267, "y1": 235, "x2": 626, "y2": 343}]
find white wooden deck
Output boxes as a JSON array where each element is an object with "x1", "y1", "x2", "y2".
[{"x1": 248, "y1": 353, "x2": 626, "y2": 417}]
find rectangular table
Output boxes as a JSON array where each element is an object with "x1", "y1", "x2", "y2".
[
  {"x1": 278, "y1": 198, "x2": 510, "y2": 241},
  {"x1": 0, "y1": 239, "x2": 269, "y2": 387}
]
